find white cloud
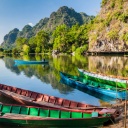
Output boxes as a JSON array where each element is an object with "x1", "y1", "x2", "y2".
[{"x1": 28, "y1": 22, "x2": 34, "y2": 27}]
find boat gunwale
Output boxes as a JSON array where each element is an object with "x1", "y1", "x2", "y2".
[{"x1": 78, "y1": 69, "x2": 128, "y2": 83}]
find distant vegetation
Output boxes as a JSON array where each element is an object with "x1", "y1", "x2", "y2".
[
  {"x1": 3, "y1": 0, "x2": 127, "y2": 54},
  {"x1": 1, "y1": 6, "x2": 94, "y2": 55}
]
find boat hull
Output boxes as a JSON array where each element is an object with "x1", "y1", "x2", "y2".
[
  {"x1": 0, "y1": 83, "x2": 120, "y2": 120},
  {"x1": 0, "y1": 117, "x2": 110, "y2": 127},
  {"x1": 78, "y1": 69, "x2": 127, "y2": 88},
  {"x1": 0, "y1": 103, "x2": 110, "y2": 127},
  {"x1": 0, "y1": 84, "x2": 97, "y2": 110},
  {"x1": 60, "y1": 72, "x2": 127, "y2": 100},
  {"x1": 14, "y1": 60, "x2": 48, "y2": 65}
]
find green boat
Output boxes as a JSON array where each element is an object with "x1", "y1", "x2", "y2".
[
  {"x1": 0, "y1": 103, "x2": 111, "y2": 127},
  {"x1": 60, "y1": 72, "x2": 127, "y2": 100},
  {"x1": 78, "y1": 68, "x2": 128, "y2": 89}
]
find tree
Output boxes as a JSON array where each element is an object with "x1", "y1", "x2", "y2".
[
  {"x1": 36, "y1": 30, "x2": 49, "y2": 53},
  {"x1": 52, "y1": 24, "x2": 69, "y2": 52},
  {"x1": 29, "y1": 36, "x2": 37, "y2": 53},
  {"x1": 23, "y1": 44, "x2": 30, "y2": 55},
  {"x1": 15, "y1": 37, "x2": 28, "y2": 52}
]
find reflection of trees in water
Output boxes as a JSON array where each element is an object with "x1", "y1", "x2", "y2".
[
  {"x1": 88, "y1": 56, "x2": 128, "y2": 77},
  {"x1": 4, "y1": 56, "x2": 73, "y2": 94},
  {"x1": 4, "y1": 57, "x2": 21, "y2": 74},
  {"x1": 5, "y1": 55, "x2": 128, "y2": 94}
]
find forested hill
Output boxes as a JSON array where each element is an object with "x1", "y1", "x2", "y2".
[
  {"x1": 88, "y1": 0, "x2": 128, "y2": 52},
  {"x1": 1, "y1": 6, "x2": 94, "y2": 49}
]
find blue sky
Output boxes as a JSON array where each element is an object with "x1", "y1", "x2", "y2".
[{"x1": 0, "y1": 0, "x2": 102, "y2": 44}]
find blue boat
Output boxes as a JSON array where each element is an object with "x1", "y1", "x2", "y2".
[
  {"x1": 14, "y1": 60, "x2": 48, "y2": 65},
  {"x1": 60, "y1": 72, "x2": 127, "y2": 100},
  {"x1": 60, "y1": 78, "x2": 117, "y2": 103}
]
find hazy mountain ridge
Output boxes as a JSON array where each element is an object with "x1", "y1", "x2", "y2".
[{"x1": 1, "y1": 6, "x2": 94, "y2": 49}]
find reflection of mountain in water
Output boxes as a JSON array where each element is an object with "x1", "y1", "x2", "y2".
[
  {"x1": 88, "y1": 56, "x2": 128, "y2": 77},
  {"x1": 3, "y1": 55, "x2": 128, "y2": 97},
  {"x1": 3, "y1": 57, "x2": 74, "y2": 94},
  {"x1": 60, "y1": 78, "x2": 117, "y2": 104}
]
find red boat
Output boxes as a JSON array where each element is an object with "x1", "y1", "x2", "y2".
[{"x1": 0, "y1": 83, "x2": 120, "y2": 119}]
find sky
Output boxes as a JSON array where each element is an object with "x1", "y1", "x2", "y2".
[{"x1": 0, "y1": 0, "x2": 102, "y2": 44}]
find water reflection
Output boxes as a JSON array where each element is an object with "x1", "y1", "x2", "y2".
[
  {"x1": 0, "y1": 55, "x2": 128, "y2": 106},
  {"x1": 88, "y1": 56, "x2": 128, "y2": 77}
]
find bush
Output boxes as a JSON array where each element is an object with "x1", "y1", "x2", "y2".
[
  {"x1": 107, "y1": 30, "x2": 119, "y2": 40},
  {"x1": 75, "y1": 45, "x2": 88, "y2": 55},
  {"x1": 111, "y1": 2, "x2": 115, "y2": 8},
  {"x1": 104, "y1": 16, "x2": 112, "y2": 26},
  {"x1": 121, "y1": 33, "x2": 128, "y2": 42},
  {"x1": 119, "y1": 13, "x2": 128, "y2": 23},
  {"x1": 101, "y1": 0, "x2": 107, "y2": 7},
  {"x1": 113, "y1": 11, "x2": 122, "y2": 19}
]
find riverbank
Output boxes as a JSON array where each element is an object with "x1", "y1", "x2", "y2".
[{"x1": 103, "y1": 101, "x2": 128, "y2": 128}]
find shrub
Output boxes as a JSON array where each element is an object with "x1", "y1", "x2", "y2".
[
  {"x1": 75, "y1": 44, "x2": 88, "y2": 55},
  {"x1": 119, "y1": 13, "x2": 128, "y2": 23},
  {"x1": 107, "y1": 29, "x2": 119, "y2": 40},
  {"x1": 113, "y1": 11, "x2": 122, "y2": 19},
  {"x1": 111, "y1": 2, "x2": 115, "y2": 8},
  {"x1": 101, "y1": 0, "x2": 107, "y2": 7},
  {"x1": 121, "y1": 33, "x2": 128, "y2": 42}
]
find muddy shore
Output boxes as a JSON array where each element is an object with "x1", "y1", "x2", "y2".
[{"x1": 103, "y1": 101, "x2": 128, "y2": 128}]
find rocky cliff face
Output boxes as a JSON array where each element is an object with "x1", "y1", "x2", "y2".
[
  {"x1": 1, "y1": 28, "x2": 19, "y2": 49},
  {"x1": 89, "y1": 0, "x2": 128, "y2": 52}
]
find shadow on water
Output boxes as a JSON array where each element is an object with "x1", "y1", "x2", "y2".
[{"x1": 60, "y1": 79, "x2": 117, "y2": 104}]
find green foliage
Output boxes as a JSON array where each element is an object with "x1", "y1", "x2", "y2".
[
  {"x1": 28, "y1": 37, "x2": 37, "y2": 53},
  {"x1": 36, "y1": 30, "x2": 49, "y2": 53},
  {"x1": 72, "y1": 45, "x2": 76, "y2": 52},
  {"x1": 118, "y1": 0, "x2": 123, "y2": 9},
  {"x1": 121, "y1": 33, "x2": 128, "y2": 42},
  {"x1": 111, "y1": 1, "x2": 115, "y2": 8},
  {"x1": 119, "y1": 13, "x2": 128, "y2": 23},
  {"x1": 15, "y1": 37, "x2": 28, "y2": 49},
  {"x1": 113, "y1": 11, "x2": 122, "y2": 19},
  {"x1": 35, "y1": 47, "x2": 41, "y2": 53},
  {"x1": 52, "y1": 24, "x2": 69, "y2": 52},
  {"x1": 23, "y1": 44, "x2": 30, "y2": 55},
  {"x1": 75, "y1": 44, "x2": 88, "y2": 55},
  {"x1": 107, "y1": 29, "x2": 119, "y2": 40},
  {"x1": 101, "y1": 0, "x2": 107, "y2": 7},
  {"x1": 52, "y1": 23, "x2": 89, "y2": 53},
  {"x1": 104, "y1": 14, "x2": 112, "y2": 26},
  {"x1": 12, "y1": 48, "x2": 19, "y2": 54}
]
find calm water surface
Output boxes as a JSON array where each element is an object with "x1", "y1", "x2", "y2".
[{"x1": 0, "y1": 55, "x2": 128, "y2": 107}]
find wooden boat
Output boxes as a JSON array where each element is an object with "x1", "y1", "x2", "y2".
[
  {"x1": 0, "y1": 83, "x2": 120, "y2": 119},
  {"x1": 14, "y1": 60, "x2": 48, "y2": 65},
  {"x1": 60, "y1": 72, "x2": 127, "y2": 100},
  {"x1": 0, "y1": 102, "x2": 111, "y2": 127},
  {"x1": 78, "y1": 68, "x2": 128, "y2": 89},
  {"x1": 60, "y1": 78, "x2": 118, "y2": 103}
]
